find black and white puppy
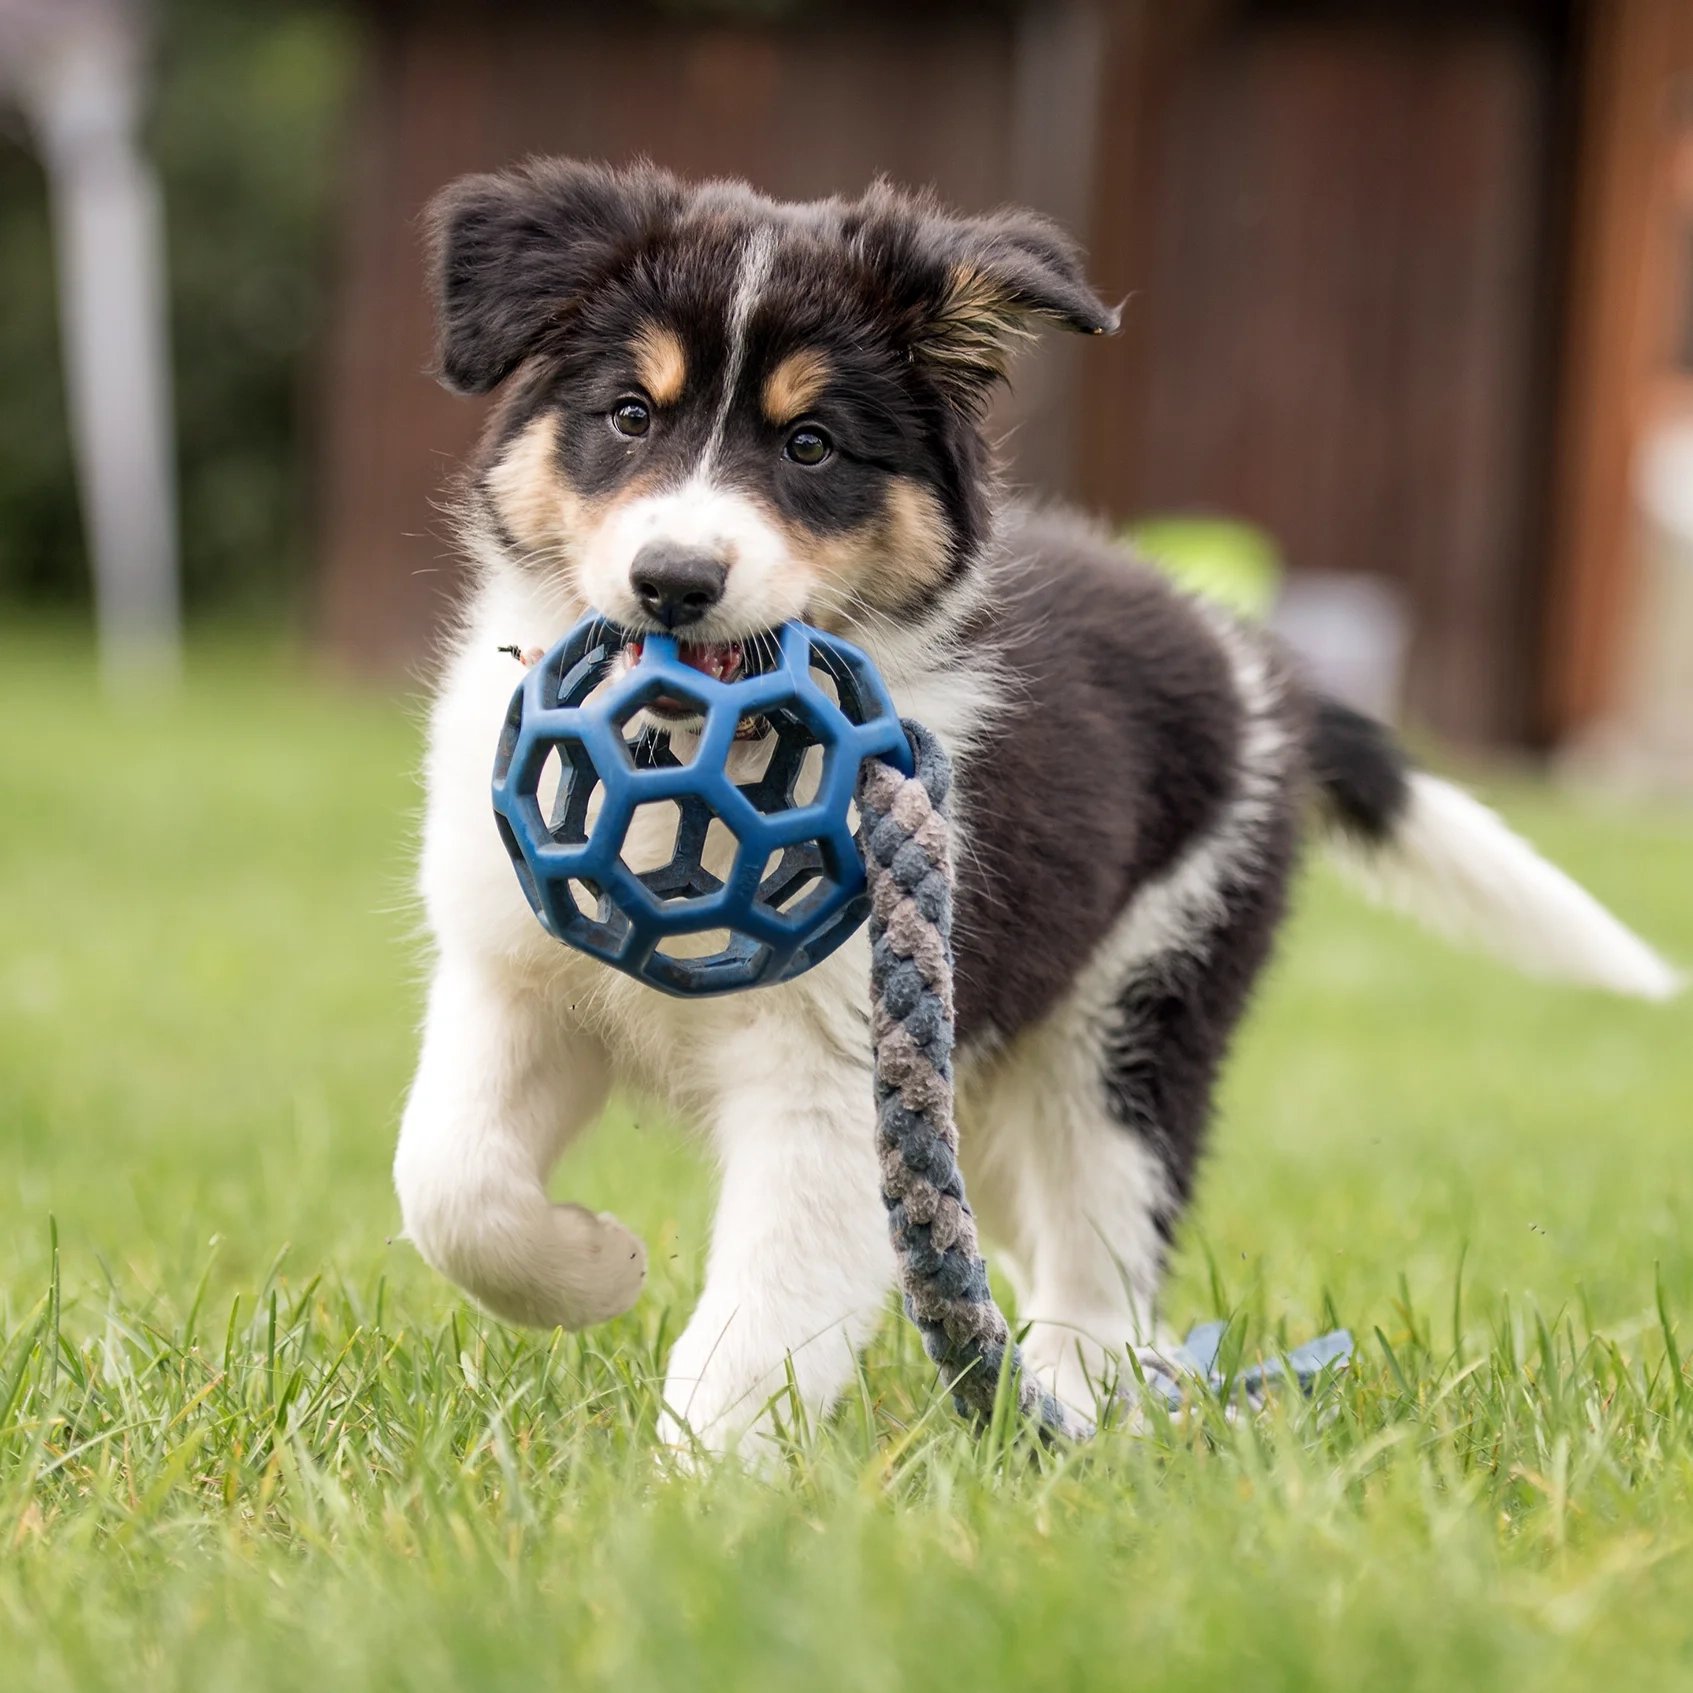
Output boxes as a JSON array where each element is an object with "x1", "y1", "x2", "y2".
[{"x1": 395, "y1": 159, "x2": 1678, "y2": 1449}]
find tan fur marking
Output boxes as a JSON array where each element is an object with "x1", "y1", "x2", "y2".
[
  {"x1": 484, "y1": 413, "x2": 587, "y2": 554},
  {"x1": 924, "y1": 263, "x2": 1034, "y2": 383},
  {"x1": 761, "y1": 348, "x2": 831, "y2": 423},
  {"x1": 787, "y1": 476, "x2": 953, "y2": 624},
  {"x1": 632, "y1": 324, "x2": 687, "y2": 406}
]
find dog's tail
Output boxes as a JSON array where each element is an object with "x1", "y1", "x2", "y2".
[{"x1": 1306, "y1": 696, "x2": 1681, "y2": 1000}]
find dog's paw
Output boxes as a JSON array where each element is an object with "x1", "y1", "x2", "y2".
[
  {"x1": 508, "y1": 1203, "x2": 647, "y2": 1329},
  {"x1": 428, "y1": 1202, "x2": 647, "y2": 1331},
  {"x1": 654, "y1": 1310, "x2": 807, "y2": 1466}
]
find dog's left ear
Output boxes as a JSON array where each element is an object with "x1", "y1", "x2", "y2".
[
  {"x1": 915, "y1": 208, "x2": 1119, "y2": 408},
  {"x1": 426, "y1": 159, "x2": 683, "y2": 395}
]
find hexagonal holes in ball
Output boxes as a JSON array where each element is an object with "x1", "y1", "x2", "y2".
[
  {"x1": 731, "y1": 723, "x2": 778, "y2": 783},
  {"x1": 538, "y1": 745, "x2": 564, "y2": 818},
  {"x1": 811, "y1": 647, "x2": 885, "y2": 727},
  {"x1": 654, "y1": 928, "x2": 734, "y2": 961},
  {"x1": 810, "y1": 652, "x2": 849, "y2": 705},
  {"x1": 758, "y1": 844, "x2": 824, "y2": 920},
  {"x1": 620, "y1": 794, "x2": 731, "y2": 904},
  {"x1": 739, "y1": 713, "x2": 825, "y2": 815},
  {"x1": 566, "y1": 878, "x2": 609, "y2": 924},
  {"x1": 618, "y1": 799, "x2": 682, "y2": 878},
  {"x1": 613, "y1": 675, "x2": 711, "y2": 771},
  {"x1": 631, "y1": 720, "x2": 707, "y2": 770},
  {"x1": 703, "y1": 816, "x2": 739, "y2": 886},
  {"x1": 537, "y1": 740, "x2": 601, "y2": 845}
]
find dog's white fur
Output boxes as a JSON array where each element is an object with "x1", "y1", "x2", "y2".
[{"x1": 1329, "y1": 773, "x2": 1683, "y2": 1001}]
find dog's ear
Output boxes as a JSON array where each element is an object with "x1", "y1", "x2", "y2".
[
  {"x1": 425, "y1": 159, "x2": 680, "y2": 395},
  {"x1": 909, "y1": 205, "x2": 1119, "y2": 410}
]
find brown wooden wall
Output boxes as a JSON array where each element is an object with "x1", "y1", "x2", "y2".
[
  {"x1": 1078, "y1": 4, "x2": 1567, "y2": 745},
  {"x1": 317, "y1": 0, "x2": 1101, "y2": 674},
  {"x1": 1541, "y1": 0, "x2": 1693, "y2": 740},
  {"x1": 320, "y1": 0, "x2": 1675, "y2": 751}
]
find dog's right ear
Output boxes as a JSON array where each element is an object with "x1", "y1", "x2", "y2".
[{"x1": 425, "y1": 159, "x2": 680, "y2": 395}]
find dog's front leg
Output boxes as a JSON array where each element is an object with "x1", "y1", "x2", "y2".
[
  {"x1": 394, "y1": 953, "x2": 646, "y2": 1328},
  {"x1": 659, "y1": 1021, "x2": 891, "y2": 1459}
]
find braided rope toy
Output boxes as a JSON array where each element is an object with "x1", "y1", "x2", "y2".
[
  {"x1": 495, "y1": 613, "x2": 1348, "y2": 1436},
  {"x1": 856, "y1": 724, "x2": 1093, "y2": 1438}
]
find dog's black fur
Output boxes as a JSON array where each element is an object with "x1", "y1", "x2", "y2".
[{"x1": 947, "y1": 509, "x2": 1258, "y2": 1041}]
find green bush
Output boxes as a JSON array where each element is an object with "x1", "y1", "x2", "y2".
[{"x1": 0, "y1": 0, "x2": 356, "y2": 618}]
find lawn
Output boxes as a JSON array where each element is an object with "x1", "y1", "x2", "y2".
[{"x1": 2, "y1": 623, "x2": 1692, "y2": 1691}]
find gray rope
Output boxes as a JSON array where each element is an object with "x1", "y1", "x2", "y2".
[{"x1": 858, "y1": 721, "x2": 1094, "y2": 1442}]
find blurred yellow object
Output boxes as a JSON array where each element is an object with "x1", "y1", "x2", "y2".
[{"x1": 1123, "y1": 515, "x2": 1284, "y2": 621}]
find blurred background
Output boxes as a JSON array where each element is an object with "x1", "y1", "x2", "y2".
[{"x1": 1, "y1": 0, "x2": 1691, "y2": 769}]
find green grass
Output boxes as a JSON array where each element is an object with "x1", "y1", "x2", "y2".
[{"x1": 3, "y1": 623, "x2": 1692, "y2": 1690}]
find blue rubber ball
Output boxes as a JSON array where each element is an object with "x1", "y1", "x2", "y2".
[{"x1": 492, "y1": 614, "x2": 915, "y2": 997}]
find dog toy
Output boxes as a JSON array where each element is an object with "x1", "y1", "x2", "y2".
[
  {"x1": 855, "y1": 723, "x2": 1095, "y2": 1436},
  {"x1": 495, "y1": 614, "x2": 1350, "y2": 1436},
  {"x1": 492, "y1": 615, "x2": 911, "y2": 997}
]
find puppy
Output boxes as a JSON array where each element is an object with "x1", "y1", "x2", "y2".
[{"x1": 394, "y1": 159, "x2": 1678, "y2": 1450}]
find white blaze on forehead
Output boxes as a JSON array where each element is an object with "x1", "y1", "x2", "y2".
[
  {"x1": 577, "y1": 227, "x2": 807, "y2": 634},
  {"x1": 701, "y1": 226, "x2": 777, "y2": 475}
]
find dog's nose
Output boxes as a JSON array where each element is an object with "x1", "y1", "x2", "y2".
[{"x1": 629, "y1": 544, "x2": 727, "y2": 630}]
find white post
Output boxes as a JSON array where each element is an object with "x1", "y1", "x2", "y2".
[{"x1": 2, "y1": 0, "x2": 180, "y2": 685}]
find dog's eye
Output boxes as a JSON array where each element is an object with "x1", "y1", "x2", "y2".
[
  {"x1": 611, "y1": 399, "x2": 651, "y2": 438},
  {"x1": 784, "y1": 426, "x2": 831, "y2": 467}
]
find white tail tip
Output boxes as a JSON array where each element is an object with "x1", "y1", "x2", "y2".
[{"x1": 1328, "y1": 772, "x2": 1683, "y2": 1001}]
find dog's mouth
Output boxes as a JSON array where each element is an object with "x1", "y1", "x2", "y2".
[{"x1": 626, "y1": 635, "x2": 748, "y2": 720}]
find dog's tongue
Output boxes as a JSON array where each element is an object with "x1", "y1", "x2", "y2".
[{"x1": 628, "y1": 637, "x2": 743, "y2": 682}]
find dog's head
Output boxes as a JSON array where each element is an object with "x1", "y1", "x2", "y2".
[{"x1": 429, "y1": 158, "x2": 1115, "y2": 671}]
